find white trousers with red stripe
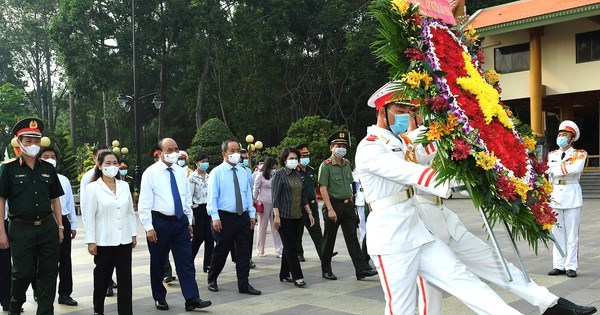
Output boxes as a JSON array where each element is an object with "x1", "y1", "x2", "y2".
[
  {"x1": 372, "y1": 239, "x2": 522, "y2": 315},
  {"x1": 552, "y1": 207, "x2": 581, "y2": 271},
  {"x1": 417, "y1": 232, "x2": 558, "y2": 315}
]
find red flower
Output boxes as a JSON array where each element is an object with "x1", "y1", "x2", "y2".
[
  {"x1": 532, "y1": 158, "x2": 549, "y2": 175},
  {"x1": 496, "y1": 175, "x2": 516, "y2": 200},
  {"x1": 404, "y1": 48, "x2": 426, "y2": 61},
  {"x1": 430, "y1": 95, "x2": 448, "y2": 111},
  {"x1": 451, "y1": 138, "x2": 471, "y2": 160},
  {"x1": 476, "y1": 49, "x2": 485, "y2": 65}
]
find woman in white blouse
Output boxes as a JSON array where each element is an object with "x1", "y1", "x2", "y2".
[
  {"x1": 188, "y1": 152, "x2": 214, "y2": 273},
  {"x1": 253, "y1": 157, "x2": 283, "y2": 257},
  {"x1": 84, "y1": 152, "x2": 137, "y2": 315}
]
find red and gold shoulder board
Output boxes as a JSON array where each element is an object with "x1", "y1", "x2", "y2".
[
  {"x1": 366, "y1": 135, "x2": 377, "y2": 141},
  {"x1": 324, "y1": 158, "x2": 332, "y2": 165}
]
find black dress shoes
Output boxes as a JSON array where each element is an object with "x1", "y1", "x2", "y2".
[
  {"x1": 239, "y1": 284, "x2": 261, "y2": 295},
  {"x1": 163, "y1": 276, "x2": 176, "y2": 283},
  {"x1": 294, "y1": 280, "x2": 307, "y2": 288},
  {"x1": 542, "y1": 297, "x2": 597, "y2": 315},
  {"x1": 548, "y1": 268, "x2": 566, "y2": 276},
  {"x1": 105, "y1": 286, "x2": 114, "y2": 297},
  {"x1": 332, "y1": 251, "x2": 338, "y2": 258},
  {"x1": 155, "y1": 300, "x2": 169, "y2": 311},
  {"x1": 356, "y1": 269, "x2": 378, "y2": 280},
  {"x1": 203, "y1": 265, "x2": 210, "y2": 273},
  {"x1": 322, "y1": 272, "x2": 337, "y2": 280},
  {"x1": 249, "y1": 259, "x2": 256, "y2": 269},
  {"x1": 58, "y1": 295, "x2": 78, "y2": 306},
  {"x1": 4, "y1": 307, "x2": 23, "y2": 313},
  {"x1": 280, "y1": 276, "x2": 294, "y2": 283},
  {"x1": 566, "y1": 269, "x2": 577, "y2": 278},
  {"x1": 185, "y1": 298, "x2": 212, "y2": 311},
  {"x1": 298, "y1": 254, "x2": 306, "y2": 262},
  {"x1": 208, "y1": 281, "x2": 219, "y2": 292}
]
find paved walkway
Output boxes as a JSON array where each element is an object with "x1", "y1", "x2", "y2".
[{"x1": 21, "y1": 199, "x2": 600, "y2": 314}]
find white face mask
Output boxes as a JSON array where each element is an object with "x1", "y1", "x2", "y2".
[
  {"x1": 102, "y1": 165, "x2": 119, "y2": 178},
  {"x1": 334, "y1": 147, "x2": 347, "y2": 158},
  {"x1": 44, "y1": 158, "x2": 57, "y2": 167},
  {"x1": 286, "y1": 159, "x2": 299, "y2": 169},
  {"x1": 177, "y1": 160, "x2": 186, "y2": 167},
  {"x1": 163, "y1": 152, "x2": 180, "y2": 164},
  {"x1": 20, "y1": 143, "x2": 41, "y2": 157},
  {"x1": 227, "y1": 153, "x2": 241, "y2": 164}
]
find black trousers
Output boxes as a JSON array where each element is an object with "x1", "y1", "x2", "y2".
[
  {"x1": 0, "y1": 220, "x2": 11, "y2": 308},
  {"x1": 192, "y1": 204, "x2": 214, "y2": 270},
  {"x1": 58, "y1": 215, "x2": 73, "y2": 296},
  {"x1": 208, "y1": 211, "x2": 250, "y2": 289},
  {"x1": 297, "y1": 199, "x2": 325, "y2": 258},
  {"x1": 279, "y1": 218, "x2": 304, "y2": 280},
  {"x1": 93, "y1": 244, "x2": 132, "y2": 315},
  {"x1": 321, "y1": 199, "x2": 369, "y2": 274}
]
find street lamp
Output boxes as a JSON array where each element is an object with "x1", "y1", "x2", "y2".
[{"x1": 245, "y1": 134, "x2": 263, "y2": 169}]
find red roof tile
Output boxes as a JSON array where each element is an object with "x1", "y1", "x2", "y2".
[{"x1": 471, "y1": 0, "x2": 600, "y2": 29}]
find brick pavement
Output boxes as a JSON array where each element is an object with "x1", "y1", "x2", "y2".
[{"x1": 17, "y1": 199, "x2": 599, "y2": 314}]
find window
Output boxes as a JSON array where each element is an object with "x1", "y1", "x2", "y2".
[
  {"x1": 494, "y1": 43, "x2": 530, "y2": 73},
  {"x1": 576, "y1": 30, "x2": 600, "y2": 63}
]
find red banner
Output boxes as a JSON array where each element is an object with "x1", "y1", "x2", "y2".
[{"x1": 410, "y1": 0, "x2": 456, "y2": 25}]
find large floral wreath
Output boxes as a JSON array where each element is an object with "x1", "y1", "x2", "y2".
[{"x1": 370, "y1": 0, "x2": 556, "y2": 250}]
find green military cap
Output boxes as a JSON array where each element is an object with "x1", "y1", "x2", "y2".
[
  {"x1": 328, "y1": 130, "x2": 350, "y2": 146},
  {"x1": 13, "y1": 117, "x2": 44, "y2": 138}
]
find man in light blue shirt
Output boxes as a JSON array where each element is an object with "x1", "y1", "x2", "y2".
[{"x1": 206, "y1": 140, "x2": 261, "y2": 295}]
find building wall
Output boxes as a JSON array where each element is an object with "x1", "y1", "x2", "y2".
[{"x1": 481, "y1": 19, "x2": 600, "y2": 101}]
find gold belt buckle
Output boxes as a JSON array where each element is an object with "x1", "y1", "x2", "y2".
[
  {"x1": 310, "y1": 200, "x2": 315, "y2": 204},
  {"x1": 558, "y1": 179, "x2": 566, "y2": 185},
  {"x1": 344, "y1": 199, "x2": 349, "y2": 204},
  {"x1": 33, "y1": 220, "x2": 42, "y2": 226}
]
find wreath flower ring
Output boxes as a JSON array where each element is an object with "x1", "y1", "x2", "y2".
[{"x1": 370, "y1": 0, "x2": 556, "y2": 250}]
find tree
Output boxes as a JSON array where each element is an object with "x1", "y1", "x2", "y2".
[
  {"x1": 188, "y1": 118, "x2": 236, "y2": 170},
  {"x1": 0, "y1": 83, "x2": 32, "y2": 149}
]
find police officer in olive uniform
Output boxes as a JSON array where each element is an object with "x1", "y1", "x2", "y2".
[
  {"x1": 318, "y1": 131, "x2": 377, "y2": 281},
  {"x1": 0, "y1": 118, "x2": 64, "y2": 315}
]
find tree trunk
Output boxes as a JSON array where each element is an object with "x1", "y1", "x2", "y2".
[
  {"x1": 45, "y1": 34, "x2": 54, "y2": 131},
  {"x1": 102, "y1": 91, "x2": 112, "y2": 146},
  {"x1": 195, "y1": 36, "x2": 212, "y2": 129},
  {"x1": 69, "y1": 91, "x2": 76, "y2": 155}
]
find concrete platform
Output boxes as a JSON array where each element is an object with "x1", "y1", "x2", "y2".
[{"x1": 20, "y1": 199, "x2": 599, "y2": 314}]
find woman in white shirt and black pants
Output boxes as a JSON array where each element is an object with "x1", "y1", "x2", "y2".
[{"x1": 84, "y1": 152, "x2": 137, "y2": 315}]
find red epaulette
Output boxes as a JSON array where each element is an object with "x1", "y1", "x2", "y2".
[
  {"x1": 343, "y1": 158, "x2": 351, "y2": 164},
  {"x1": 366, "y1": 134, "x2": 377, "y2": 141},
  {"x1": 324, "y1": 158, "x2": 332, "y2": 165}
]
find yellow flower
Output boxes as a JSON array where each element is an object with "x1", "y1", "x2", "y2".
[
  {"x1": 420, "y1": 72, "x2": 433, "y2": 90},
  {"x1": 475, "y1": 151, "x2": 497, "y2": 170},
  {"x1": 523, "y1": 137, "x2": 536, "y2": 152},
  {"x1": 426, "y1": 122, "x2": 443, "y2": 141},
  {"x1": 391, "y1": 0, "x2": 409, "y2": 14},
  {"x1": 456, "y1": 51, "x2": 513, "y2": 129},
  {"x1": 463, "y1": 24, "x2": 480, "y2": 43},
  {"x1": 542, "y1": 223, "x2": 554, "y2": 231},
  {"x1": 440, "y1": 113, "x2": 459, "y2": 135},
  {"x1": 541, "y1": 177, "x2": 553, "y2": 195},
  {"x1": 484, "y1": 69, "x2": 500, "y2": 84},
  {"x1": 402, "y1": 70, "x2": 421, "y2": 89},
  {"x1": 510, "y1": 178, "x2": 532, "y2": 200}
]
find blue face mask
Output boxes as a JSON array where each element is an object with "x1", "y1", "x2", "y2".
[
  {"x1": 388, "y1": 111, "x2": 411, "y2": 135},
  {"x1": 241, "y1": 159, "x2": 249, "y2": 167},
  {"x1": 300, "y1": 157, "x2": 310, "y2": 166},
  {"x1": 556, "y1": 136, "x2": 569, "y2": 148},
  {"x1": 119, "y1": 169, "x2": 127, "y2": 176},
  {"x1": 199, "y1": 162, "x2": 209, "y2": 171}
]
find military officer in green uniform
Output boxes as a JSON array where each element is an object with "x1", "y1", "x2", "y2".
[
  {"x1": 0, "y1": 118, "x2": 64, "y2": 315},
  {"x1": 318, "y1": 131, "x2": 377, "y2": 281}
]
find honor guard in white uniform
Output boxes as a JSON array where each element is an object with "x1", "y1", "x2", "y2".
[
  {"x1": 547, "y1": 120, "x2": 587, "y2": 278},
  {"x1": 355, "y1": 82, "x2": 521, "y2": 315}
]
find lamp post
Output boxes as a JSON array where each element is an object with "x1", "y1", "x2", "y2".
[{"x1": 245, "y1": 134, "x2": 263, "y2": 169}]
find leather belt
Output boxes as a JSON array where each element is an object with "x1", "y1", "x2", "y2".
[
  {"x1": 369, "y1": 191, "x2": 411, "y2": 209},
  {"x1": 11, "y1": 213, "x2": 54, "y2": 226},
  {"x1": 553, "y1": 179, "x2": 578, "y2": 185},
  {"x1": 152, "y1": 211, "x2": 178, "y2": 221},
  {"x1": 330, "y1": 197, "x2": 352, "y2": 204}
]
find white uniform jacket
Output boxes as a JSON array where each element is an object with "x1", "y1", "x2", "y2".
[
  {"x1": 547, "y1": 147, "x2": 586, "y2": 209},
  {"x1": 355, "y1": 126, "x2": 451, "y2": 255}
]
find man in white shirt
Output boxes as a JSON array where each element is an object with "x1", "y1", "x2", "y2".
[
  {"x1": 138, "y1": 138, "x2": 211, "y2": 311},
  {"x1": 38, "y1": 147, "x2": 78, "y2": 306}
]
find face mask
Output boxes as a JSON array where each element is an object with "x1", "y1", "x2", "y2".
[
  {"x1": 119, "y1": 169, "x2": 128, "y2": 176},
  {"x1": 300, "y1": 157, "x2": 310, "y2": 166},
  {"x1": 199, "y1": 162, "x2": 209, "y2": 171},
  {"x1": 228, "y1": 153, "x2": 241, "y2": 164},
  {"x1": 44, "y1": 158, "x2": 57, "y2": 167},
  {"x1": 333, "y1": 147, "x2": 347, "y2": 158},
  {"x1": 286, "y1": 159, "x2": 299, "y2": 169},
  {"x1": 242, "y1": 159, "x2": 249, "y2": 167},
  {"x1": 163, "y1": 152, "x2": 180, "y2": 164},
  {"x1": 102, "y1": 165, "x2": 119, "y2": 178},
  {"x1": 177, "y1": 160, "x2": 186, "y2": 167},
  {"x1": 270, "y1": 169, "x2": 276, "y2": 176},
  {"x1": 556, "y1": 136, "x2": 569, "y2": 149},
  {"x1": 388, "y1": 111, "x2": 411, "y2": 135},
  {"x1": 20, "y1": 143, "x2": 41, "y2": 157}
]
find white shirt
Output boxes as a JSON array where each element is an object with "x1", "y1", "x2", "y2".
[
  {"x1": 58, "y1": 173, "x2": 77, "y2": 230},
  {"x1": 79, "y1": 167, "x2": 95, "y2": 225},
  {"x1": 138, "y1": 160, "x2": 193, "y2": 231},
  {"x1": 84, "y1": 178, "x2": 137, "y2": 246},
  {"x1": 189, "y1": 170, "x2": 209, "y2": 207},
  {"x1": 547, "y1": 147, "x2": 587, "y2": 209}
]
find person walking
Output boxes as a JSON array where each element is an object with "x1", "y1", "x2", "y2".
[
  {"x1": 272, "y1": 147, "x2": 315, "y2": 287},
  {"x1": 206, "y1": 140, "x2": 261, "y2": 295},
  {"x1": 0, "y1": 117, "x2": 64, "y2": 315},
  {"x1": 188, "y1": 152, "x2": 214, "y2": 273},
  {"x1": 84, "y1": 151, "x2": 137, "y2": 315},
  {"x1": 253, "y1": 157, "x2": 283, "y2": 257},
  {"x1": 547, "y1": 120, "x2": 588, "y2": 278},
  {"x1": 138, "y1": 138, "x2": 212, "y2": 311}
]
